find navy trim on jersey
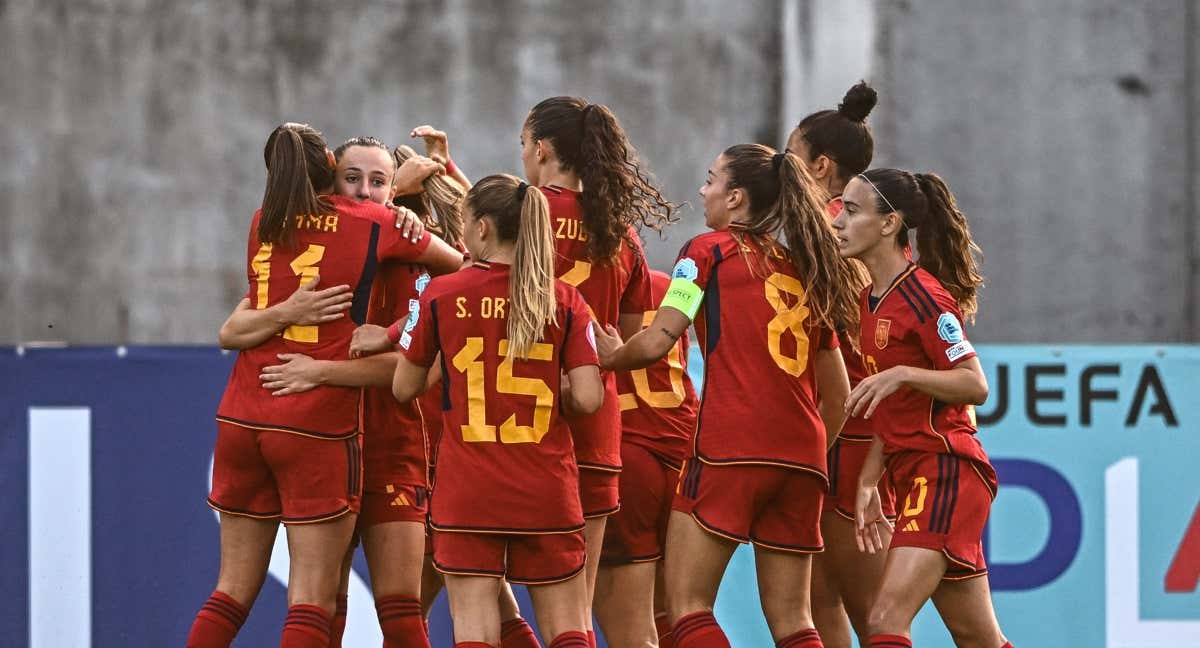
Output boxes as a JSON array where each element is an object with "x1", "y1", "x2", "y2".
[
  {"x1": 903, "y1": 275, "x2": 939, "y2": 319},
  {"x1": 561, "y1": 307, "x2": 574, "y2": 377},
  {"x1": 703, "y1": 244, "x2": 723, "y2": 355},
  {"x1": 895, "y1": 281, "x2": 928, "y2": 323},
  {"x1": 429, "y1": 299, "x2": 451, "y2": 411},
  {"x1": 350, "y1": 222, "x2": 382, "y2": 324}
]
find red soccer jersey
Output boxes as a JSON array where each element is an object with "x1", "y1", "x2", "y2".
[
  {"x1": 542, "y1": 185, "x2": 652, "y2": 472},
  {"x1": 361, "y1": 262, "x2": 433, "y2": 489},
  {"x1": 402, "y1": 261, "x2": 600, "y2": 533},
  {"x1": 857, "y1": 264, "x2": 989, "y2": 465},
  {"x1": 615, "y1": 270, "x2": 699, "y2": 468},
  {"x1": 672, "y1": 225, "x2": 837, "y2": 479},
  {"x1": 217, "y1": 195, "x2": 431, "y2": 438}
]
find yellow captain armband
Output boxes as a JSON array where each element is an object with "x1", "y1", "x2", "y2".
[{"x1": 661, "y1": 277, "x2": 703, "y2": 320}]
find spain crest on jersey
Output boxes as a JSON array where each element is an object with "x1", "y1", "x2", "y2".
[{"x1": 875, "y1": 319, "x2": 891, "y2": 349}]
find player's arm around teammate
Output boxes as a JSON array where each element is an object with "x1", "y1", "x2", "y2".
[
  {"x1": 785, "y1": 81, "x2": 892, "y2": 648},
  {"x1": 190, "y1": 123, "x2": 441, "y2": 648},
  {"x1": 597, "y1": 146, "x2": 859, "y2": 648},
  {"x1": 834, "y1": 169, "x2": 1011, "y2": 648},
  {"x1": 392, "y1": 175, "x2": 602, "y2": 648}
]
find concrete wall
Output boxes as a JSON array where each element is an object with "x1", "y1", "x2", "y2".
[
  {"x1": 870, "y1": 0, "x2": 1198, "y2": 342},
  {"x1": 3, "y1": 0, "x2": 1196, "y2": 343}
]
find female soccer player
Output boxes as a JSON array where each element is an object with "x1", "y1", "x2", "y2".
[
  {"x1": 833, "y1": 169, "x2": 1012, "y2": 648},
  {"x1": 593, "y1": 268, "x2": 700, "y2": 648},
  {"x1": 786, "y1": 82, "x2": 895, "y2": 648},
  {"x1": 187, "y1": 123, "x2": 456, "y2": 648},
  {"x1": 252, "y1": 135, "x2": 465, "y2": 648},
  {"x1": 521, "y1": 96, "x2": 676, "y2": 644},
  {"x1": 391, "y1": 174, "x2": 604, "y2": 648},
  {"x1": 595, "y1": 144, "x2": 860, "y2": 648}
]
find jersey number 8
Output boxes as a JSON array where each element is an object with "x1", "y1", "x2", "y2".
[{"x1": 765, "y1": 273, "x2": 810, "y2": 376}]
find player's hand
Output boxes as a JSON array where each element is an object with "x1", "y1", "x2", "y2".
[
  {"x1": 845, "y1": 366, "x2": 910, "y2": 419},
  {"x1": 278, "y1": 275, "x2": 352, "y2": 326},
  {"x1": 591, "y1": 322, "x2": 624, "y2": 369},
  {"x1": 351, "y1": 324, "x2": 393, "y2": 357},
  {"x1": 391, "y1": 205, "x2": 425, "y2": 243},
  {"x1": 393, "y1": 155, "x2": 445, "y2": 196},
  {"x1": 854, "y1": 484, "x2": 892, "y2": 554},
  {"x1": 260, "y1": 353, "x2": 324, "y2": 396},
  {"x1": 410, "y1": 125, "x2": 450, "y2": 165}
]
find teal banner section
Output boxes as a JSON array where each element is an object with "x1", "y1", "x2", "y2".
[{"x1": 688, "y1": 345, "x2": 1200, "y2": 647}]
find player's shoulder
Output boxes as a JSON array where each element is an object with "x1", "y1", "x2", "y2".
[
  {"x1": 539, "y1": 185, "x2": 580, "y2": 214},
  {"x1": 553, "y1": 278, "x2": 588, "y2": 307},
  {"x1": 424, "y1": 263, "x2": 484, "y2": 300},
  {"x1": 329, "y1": 194, "x2": 393, "y2": 226},
  {"x1": 906, "y1": 267, "x2": 959, "y2": 312},
  {"x1": 676, "y1": 229, "x2": 733, "y2": 261}
]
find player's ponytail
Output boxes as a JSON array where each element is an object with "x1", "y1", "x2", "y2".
[
  {"x1": 858, "y1": 168, "x2": 984, "y2": 320},
  {"x1": 260, "y1": 123, "x2": 334, "y2": 247},
  {"x1": 394, "y1": 144, "x2": 466, "y2": 247},
  {"x1": 526, "y1": 96, "x2": 676, "y2": 262},
  {"x1": 914, "y1": 173, "x2": 983, "y2": 320},
  {"x1": 465, "y1": 175, "x2": 557, "y2": 359},
  {"x1": 722, "y1": 144, "x2": 862, "y2": 334}
]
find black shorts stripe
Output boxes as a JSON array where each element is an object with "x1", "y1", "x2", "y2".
[
  {"x1": 207, "y1": 498, "x2": 281, "y2": 518},
  {"x1": 927, "y1": 455, "x2": 948, "y2": 531},
  {"x1": 895, "y1": 282, "x2": 927, "y2": 323},
  {"x1": 429, "y1": 522, "x2": 586, "y2": 534},
  {"x1": 281, "y1": 506, "x2": 350, "y2": 524},
  {"x1": 215, "y1": 415, "x2": 356, "y2": 440},
  {"x1": 939, "y1": 455, "x2": 961, "y2": 533}
]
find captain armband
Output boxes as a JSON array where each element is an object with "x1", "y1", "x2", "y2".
[{"x1": 660, "y1": 278, "x2": 703, "y2": 321}]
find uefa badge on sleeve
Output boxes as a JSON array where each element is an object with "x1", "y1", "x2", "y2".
[{"x1": 875, "y1": 319, "x2": 891, "y2": 349}]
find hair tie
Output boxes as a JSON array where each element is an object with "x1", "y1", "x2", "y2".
[
  {"x1": 772, "y1": 152, "x2": 787, "y2": 171},
  {"x1": 516, "y1": 181, "x2": 529, "y2": 201}
]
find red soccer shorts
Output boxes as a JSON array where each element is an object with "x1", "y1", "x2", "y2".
[
  {"x1": 824, "y1": 437, "x2": 897, "y2": 521},
  {"x1": 432, "y1": 530, "x2": 585, "y2": 584},
  {"x1": 580, "y1": 469, "x2": 621, "y2": 519},
  {"x1": 208, "y1": 422, "x2": 361, "y2": 524},
  {"x1": 886, "y1": 450, "x2": 998, "y2": 580},
  {"x1": 673, "y1": 457, "x2": 824, "y2": 553},
  {"x1": 601, "y1": 443, "x2": 679, "y2": 564},
  {"x1": 356, "y1": 483, "x2": 430, "y2": 530}
]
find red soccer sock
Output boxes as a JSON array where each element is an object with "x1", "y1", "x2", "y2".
[
  {"x1": 281, "y1": 604, "x2": 331, "y2": 648},
  {"x1": 455, "y1": 644, "x2": 496, "y2": 648},
  {"x1": 376, "y1": 595, "x2": 431, "y2": 648},
  {"x1": 501, "y1": 617, "x2": 542, "y2": 648},
  {"x1": 186, "y1": 590, "x2": 249, "y2": 648},
  {"x1": 673, "y1": 611, "x2": 731, "y2": 648},
  {"x1": 328, "y1": 595, "x2": 348, "y2": 647},
  {"x1": 1001, "y1": 643, "x2": 1013, "y2": 648},
  {"x1": 549, "y1": 631, "x2": 590, "y2": 648},
  {"x1": 655, "y1": 614, "x2": 676, "y2": 648},
  {"x1": 868, "y1": 635, "x2": 911, "y2": 648},
  {"x1": 587, "y1": 630, "x2": 597, "y2": 648},
  {"x1": 776, "y1": 628, "x2": 823, "y2": 648}
]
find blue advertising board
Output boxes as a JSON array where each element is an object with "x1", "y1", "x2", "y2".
[{"x1": 2, "y1": 345, "x2": 1198, "y2": 646}]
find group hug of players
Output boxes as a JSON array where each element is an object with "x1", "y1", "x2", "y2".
[{"x1": 187, "y1": 86, "x2": 1014, "y2": 648}]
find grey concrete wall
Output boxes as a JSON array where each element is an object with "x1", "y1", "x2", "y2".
[
  {"x1": 870, "y1": 0, "x2": 1198, "y2": 342},
  {"x1": 3, "y1": 0, "x2": 1196, "y2": 343},
  {"x1": 1, "y1": 0, "x2": 780, "y2": 344}
]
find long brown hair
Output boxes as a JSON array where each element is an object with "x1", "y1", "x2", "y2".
[
  {"x1": 260, "y1": 122, "x2": 334, "y2": 247},
  {"x1": 525, "y1": 96, "x2": 676, "y2": 261},
  {"x1": 721, "y1": 144, "x2": 863, "y2": 335},
  {"x1": 465, "y1": 175, "x2": 556, "y2": 358},
  {"x1": 393, "y1": 145, "x2": 466, "y2": 247},
  {"x1": 859, "y1": 168, "x2": 984, "y2": 320}
]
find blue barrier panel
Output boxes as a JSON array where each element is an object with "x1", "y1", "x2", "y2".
[{"x1": 2, "y1": 345, "x2": 1199, "y2": 646}]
